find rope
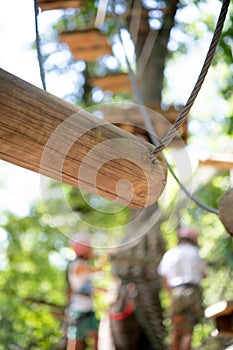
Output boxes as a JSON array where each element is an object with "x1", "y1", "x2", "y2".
[
  {"x1": 111, "y1": 0, "x2": 220, "y2": 215},
  {"x1": 34, "y1": 0, "x2": 47, "y2": 91},
  {"x1": 166, "y1": 161, "x2": 219, "y2": 215},
  {"x1": 111, "y1": 4, "x2": 161, "y2": 147},
  {"x1": 152, "y1": 0, "x2": 230, "y2": 158}
]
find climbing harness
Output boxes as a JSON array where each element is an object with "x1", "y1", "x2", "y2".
[{"x1": 109, "y1": 301, "x2": 135, "y2": 321}]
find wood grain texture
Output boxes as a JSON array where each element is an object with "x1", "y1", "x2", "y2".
[{"x1": 0, "y1": 68, "x2": 167, "y2": 208}]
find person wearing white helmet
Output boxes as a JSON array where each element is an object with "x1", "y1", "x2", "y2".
[
  {"x1": 158, "y1": 227, "x2": 207, "y2": 350},
  {"x1": 66, "y1": 232, "x2": 99, "y2": 350}
]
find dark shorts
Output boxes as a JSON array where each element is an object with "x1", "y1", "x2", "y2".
[
  {"x1": 67, "y1": 310, "x2": 99, "y2": 340},
  {"x1": 170, "y1": 284, "x2": 203, "y2": 333}
]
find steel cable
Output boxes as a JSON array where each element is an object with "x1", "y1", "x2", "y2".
[
  {"x1": 111, "y1": 0, "x2": 225, "y2": 215},
  {"x1": 152, "y1": 0, "x2": 230, "y2": 158},
  {"x1": 34, "y1": 0, "x2": 47, "y2": 91}
]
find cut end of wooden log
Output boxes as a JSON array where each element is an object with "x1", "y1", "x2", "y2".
[
  {"x1": 75, "y1": 142, "x2": 167, "y2": 208},
  {"x1": 219, "y1": 188, "x2": 233, "y2": 236}
]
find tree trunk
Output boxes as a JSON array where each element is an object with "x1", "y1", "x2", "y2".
[
  {"x1": 109, "y1": 2, "x2": 180, "y2": 348},
  {"x1": 128, "y1": 0, "x2": 179, "y2": 104}
]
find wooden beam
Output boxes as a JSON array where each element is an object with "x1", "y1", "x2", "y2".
[
  {"x1": 91, "y1": 104, "x2": 187, "y2": 146},
  {"x1": 0, "y1": 69, "x2": 167, "y2": 208},
  {"x1": 38, "y1": 0, "x2": 85, "y2": 11},
  {"x1": 71, "y1": 47, "x2": 112, "y2": 61},
  {"x1": 90, "y1": 73, "x2": 132, "y2": 93},
  {"x1": 205, "y1": 300, "x2": 233, "y2": 338},
  {"x1": 205, "y1": 300, "x2": 233, "y2": 319},
  {"x1": 199, "y1": 153, "x2": 233, "y2": 170},
  {"x1": 59, "y1": 28, "x2": 111, "y2": 49},
  {"x1": 59, "y1": 28, "x2": 112, "y2": 61}
]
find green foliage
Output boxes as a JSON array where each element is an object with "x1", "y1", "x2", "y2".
[
  {"x1": 0, "y1": 178, "x2": 131, "y2": 348},
  {"x1": 196, "y1": 172, "x2": 230, "y2": 209},
  {"x1": 159, "y1": 169, "x2": 233, "y2": 348},
  {"x1": 0, "y1": 212, "x2": 67, "y2": 349},
  {"x1": 2, "y1": 0, "x2": 233, "y2": 348}
]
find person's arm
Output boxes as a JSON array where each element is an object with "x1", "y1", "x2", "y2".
[
  {"x1": 161, "y1": 276, "x2": 172, "y2": 298},
  {"x1": 198, "y1": 255, "x2": 208, "y2": 280}
]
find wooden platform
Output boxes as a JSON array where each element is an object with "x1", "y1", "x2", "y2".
[
  {"x1": 59, "y1": 28, "x2": 112, "y2": 61},
  {"x1": 37, "y1": 0, "x2": 86, "y2": 11},
  {"x1": 90, "y1": 73, "x2": 132, "y2": 93},
  {"x1": 199, "y1": 153, "x2": 233, "y2": 170},
  {"x1": 91, "y1": 104, "x2": 187, "y2": 147},
  {"x1": 205, "y1": 300, "x2": 233, "y2": 338}
]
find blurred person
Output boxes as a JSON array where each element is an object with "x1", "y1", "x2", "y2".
[
  {"x1": 158, "y1": 227, "x2": 207, "y2": 350},
  {"x1": 66, "y1": 232, "x2": 99, "y2": 350}
]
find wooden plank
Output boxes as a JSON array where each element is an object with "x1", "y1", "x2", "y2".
[
  {"x1": 59, "y1": 28, "x2": 111, "y2": 50},
  {"x1": 38, "y1": 0, "x2": 85, "y2": 11},
  {"x1": 91, "y1": 104, "x2": 187, "y2": 146},
  {"x1": 199, "y1": 153, "x2": 233, "y2": 170},
  {"x1": 90, "y1": 73, "x2": 132, "y2": 93},
  {"x1": 59, "y1": 28, "x2": 112, "y2": 61},
  {"x1": 72, "y1": 47, "x2": 112, "y2": 61},
  {"x1": 214, "y1": 330, "x2": 233, "y2": 338},
  {"x1": 0, "y1": 69, "x2": 167, "y2": 208},
  {"x1": 205, "y1": 301, "x2": 233, "y2": 338},
  {"x1": 205, "y1": 301, "x2": 233, "y2": 319}
]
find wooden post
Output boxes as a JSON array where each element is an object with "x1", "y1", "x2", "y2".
[
  {"x1": 0, "y1": 69, "x2": 167, "y2": 208},
  {"x1": 205, "y1": 300, "x2": 233, "y2": 337}
]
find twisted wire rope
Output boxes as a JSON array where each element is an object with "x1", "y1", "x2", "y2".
[
  {"x1": 152, "y1": 0, "x2": 230, "y2": 157},
  {"x1": 111, "y1": 0, "x2": 229, "y2": 215}
]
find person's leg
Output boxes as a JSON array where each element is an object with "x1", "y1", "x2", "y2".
[
  {"x1": 170, "y1": 314, "x2": 186, "y2": 350},
  {"x1": 66, "y1": 312, "x2": 86, "y2": 350},
  {"x1": 84, "y1": 311, "x2": 99, "y2": 350},
  {"x1": 67, "y1": 338, "x2": 77, "y2": 350},
  {"x1": 67, "y1": 337, "x2": 85, "y2": 350},
  {"x1": 170, "y1": 325, "x2": 182, "y2": 350},
  {"x1": 88, "y1": 330, "x2": 98, "y2": 350},
  {"x1": 75, "y1": 339, "x2": 85, "y2": 350},
  {"x1": 180, "y1": 331, "x2": 193, "y2": 350}
]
